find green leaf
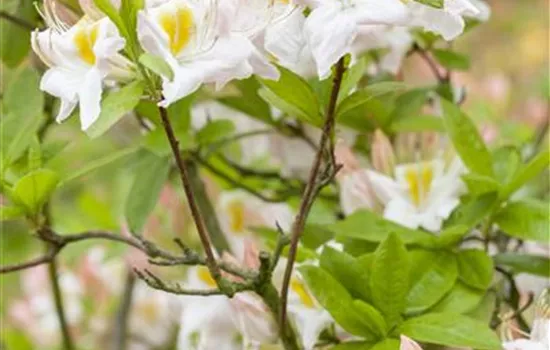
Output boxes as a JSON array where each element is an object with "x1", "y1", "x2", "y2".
[
  {"x1": 0, "y1": 206, "x2": 25, "y2": 221},
  {"x1": 339, "y1": 58, "x2": 367, "y2": 102},
  {"x1": 462, "y1": 174, "x2": 501, "y2": 196},
  {"x1": 125, "y1": 152, "x2": 171, "y2": 234},
  {"x1": 60, "y1": 147, "x2": 138, "y2": 184},
  {"x1": 432, "y1": 49, "x2": 470, "y2": 71},
  {"x1": 299, "y1": 265, "x2": 383, "y2": 339},
  {"x1": 501, "y1": 151, "x2": 549, "y2": 198},
  {"x1": 493, "y1": 253, "x2": 549, "y2": 277},
  {"x1": 139, "y1": 53, "x2": 174, "y2": 80},
  {"x1": 86, "y1": 81, "x2": 145, "y2": 138},
  {"x1": 494, "y1": 200, "x2": 549, "y2": 242},
  {"x1": 388, "y1": 88, "x2": 430, "y2": 125},
  {"x1": 336, "y1": 82, "x2": 407, "y2": 119},
  {"x1": 12, "y1": 169, "x2": 59, "y2": 215},
  {"x1": 370, "y1": 233, "x2": 409, "y2": 327},
  {"x1": 331, "y1": 210, "x2": 436, "y2": 245},
  {"x1": 467, "y1": 291, "x2": 497, "y2": 324},
  {"x1": 332, "y1": 342, "x2": 376, "y2": 350},
  {"x1": 399, "y1": 313, "x2": 501, "y2": 350},
  {"x1": 353, "y1": 300, "x2": 388, "y2": 337},
  {"x1": 435, "y1": 225, "x2": 470, "y2": 247},
  {"x1": 369, "y1": 339, "x2": 400, "y2": 350},
  {"x1": 196, "y1": 120, "x2": 236, "y2": 145},
  {"x1": 406, "y1": 250, "x2": 458, "y2": 314},
  {"x1": 492, "y1": 146, "x2": 521, "y2": 184},
  {"x1": 440, "y1": 100, "x2": 494, "y2": 177},
  {"x1": 93, "y1": 0, "x2": 130, "y2": 42},
  {"x1": 0, "y1": 1, "x2": 35, "y2": 67},
  {"x1": 413, "y1": 0, "x2": 444, "y2": 9},
  {"x1": 320, "y1": 247, "x2": 371, "y2": 301},
  {"x1": 456, "y1": 249, "x2": 494, "y2": 290},
  {"x1": 390, "y1": 114, "x2": 445, "y2": 133},
  {"x1": 1, "y1": 66, "x2": 44, "y2": 165},
  {"x1": 430, "y1": 282, "x2": 485, "y2": 314},
  {"x1": 219, "y1": 78, "x2": 273, "y2": 124},
  {"x1": 445, "y1": 192, "x2": 498, "y2": 229},
  {"x1": 260, "y1": 66, "x2": 321, "y2": 126}
]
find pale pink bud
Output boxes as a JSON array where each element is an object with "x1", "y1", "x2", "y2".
[
  {"x1": 371, "y1": 129, "x2": 396, "y2": 176},
  {"x1": 334, "y1": 139, "x2": 361, "y2": 180},
  {"x1": 400, "y1": 335, "x2": 423, "y2": 350}
]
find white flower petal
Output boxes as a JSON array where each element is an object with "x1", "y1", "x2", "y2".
[{"x1": 78, "y1": 68, "x2": 103, "y2": 130}]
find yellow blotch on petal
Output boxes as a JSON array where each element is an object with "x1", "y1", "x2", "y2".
[
  {"x1": 405, "y1": 163, "x2": 434, "y2": 207},
  {"x1": 291, "y1": 278, "x2": 315, "y2": 309},
  {"x1": 158, "y1": 7, "x2": 194, "y2": 55},
  {"x1": 73, "y1": 24, "x2": 99, "y2": 65},
  {"x1": 228, "y1": 201, "x2": 246, "y2": 235},
  {"x1": 197, "y1": 266, "x2": 217, "y2": 287}
]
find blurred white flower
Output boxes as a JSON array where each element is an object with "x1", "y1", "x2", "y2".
[{"x1": 32, "y1": 14, "x2": 128, "y2": 130}]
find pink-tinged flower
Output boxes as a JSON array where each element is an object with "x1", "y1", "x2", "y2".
[
  {"x1": 400, "y1": 335, "x2": 423, "y2": 350},
  {"x1": 371, "y1": 130, "x2": 396, "y2": 176}
]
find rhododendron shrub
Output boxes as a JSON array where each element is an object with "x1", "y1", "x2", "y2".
[{"x1": 0, "y1": 0, "x2": 548, "y2": 349}]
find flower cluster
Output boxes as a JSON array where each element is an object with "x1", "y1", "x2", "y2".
[{"x1": 32, "y1": 0, "x2": 488, "y2": 130}]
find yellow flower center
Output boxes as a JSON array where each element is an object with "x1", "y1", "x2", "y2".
[
  {"x1": 228, "y1": 201, "x2": 246, "y2": 234},
  {"x1": 404, "y1": 163, "x2": 434, "y2": 207},
  {"x1": 291, "y1": 278, "x2": 315, "y2": 308},
  {"x1": 138, "y1": 300, "x2": 159, "y2": 323},
  {"x1": 73, "y1": 24, "x2": 99, "y2": 65},
  {"x1": 197, "y1": 266, "x2": 217, "y2": 287},
  {"x1": 158, "y1": 6, "x2": 194, "y2": 55}
]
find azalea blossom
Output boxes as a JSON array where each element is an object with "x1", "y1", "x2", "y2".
[
  {"x1": 502, "y1": 289, "x2": 550, "y2": 350},
  {"x1": 337, "y1": 131, "x2": 465, "y2": 232},
  {"x1": 32, "y1": 7, "x2": 129, "y2": 130},
  {"x1": 137, "y1": 0, "x2": 280, "y2": 108}
]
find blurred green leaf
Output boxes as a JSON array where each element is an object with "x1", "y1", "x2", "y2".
[
  {"x1": 332, "y1": 342, "x2": 377, "y2": 350},
  {"x1": 370, "y1": 233, "x2": 409, "y2": 327},
  {"x1": 462, "y1": 174, "x2": 501, "y2": 196},
  {"x1": 219, "y1": 78, "x2": 273, "y2": 124},
  {"x1": 413, "y1": 0, "x2": 444, "y2": 8},
  {"x1": 494, "y1": 199, "x2": 549, "y2": 242},
  {"x1": 196, "y1": 120, "x2": 236, "y2": 145},
  {"x1": 441, "y1": 100, "x2": 494, "y2": 177},
  {"x1": 390, "y1": 114, "x2": 444, "y2": 133},
  {"x1": 86, "y1": 81, "x2": 145, "y2": 138},
  {"x1": 60, "y1": 146, "x2": 138, "y2": 185},
  {"x1": 139, "y1": 53, "x2": 174, "y2": 80},
  {"x1": 445, "y1": 192, "x2": 498, "y2": 229},
  {"x1": 430, "y1": 282, "x2": 485, "y2": 314},
  {"x1": 12, "y1": 169, "x2": 59, "y2": 215},
  {"x1": 0, "y1": 206, "x2": 25, "y2": 221},
  {"x1": 493, "y1": 253, "x2": 550, "y2": 277},
  {"x1": 260, "y1": 67, "x2": 321, "y2": 126},
  {"x1": 501, "y1": 150, "x2": 549, "y2": 198},
  {"x1": 369, "y1": 339, "x2": 400, "y2": 350},
  {"x1": 0, "y1": 1, "x2": 35, "y2": 66},
  {"x1": 332, "y1": 210, "x2": 436, "y2": 245},
  {"x1": 406, "y1": 250, "x2": 458, "y2": 314},
  {"x1": 456, "y1": 249, "x2": 494, "y2": 290},
  {"x1": 492, "y1": 146, "x2": 521, "y2": 185},
  {"x1": 336, "y1": 82, "x2": 406, "y2": 119},
  {"x1": 399, "y1": 313, "x2": 501, "y2": 349},
  {"x1": 125, "y1": 151, "x2": 171, "y2": 234},
  {"x1": 432, "y1": 49, "x2": 470, "y2": 71}
]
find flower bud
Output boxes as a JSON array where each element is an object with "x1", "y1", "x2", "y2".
[
  {"x1": 334, "y1": 139, "x2": 361, "y2": 180},
  {"x1": 371, "y1": 129, "x2": 396, "y2": 176}
]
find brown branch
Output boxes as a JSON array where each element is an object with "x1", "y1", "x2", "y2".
[
  {"x1": 414, "y1": 45, "x2": 446, "y2": 83},
  {"x1": 113, "y1": 271, "x2": 136, "y2": 350},
  {"x1": 0, "y1": 10, "x2": 36, "y2": 31},
  {"x1": 0, "y1": 245, "x2": 60, "y2": 273},
  {"x1": 279, "y1": 57, "x2": 347, "y2": 328},
  {"x1": 48, "y1": 257, "x2": 76, "y2": 350}
]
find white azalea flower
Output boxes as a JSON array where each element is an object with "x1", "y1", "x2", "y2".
[
  {"x1": 368, "y1": 157, "x2": 465, "y2": 232},
  {"x1": 218, "y1": 191, "x2": 294, "y2": 259},
  {"x1": 31, "y1": 15, "x2": 128, "y2": 130},
  {"x1": 138, "y1": 0, "x2": 277, "y2": 107},
  {"x1": 405, "y1": 0, "x2": 481, "y2": 41},
  {"x1": 298, "y1": 0, "x2": 409, "y2": 78}
]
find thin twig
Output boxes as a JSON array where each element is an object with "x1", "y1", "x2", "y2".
[
  {"x1": 0, "y1": 10, "x2": 36, "y2": 31},
  {"x1": 414, "y1": 45, "x2": 445, "y2": 83},
  {"x1": 279, "y1": 57, "x2": 347, "y2": 328},
  {"x1": 113, "y1": 271, "x2": 136, "y2": 350},
  {"x1": 48, "y1": 257, "x2": 75, "y2": 350},
  {"x1": 157, "y1": 105, "x2": 222, "y2": 283},
  {"x1": 0, "y1": 246, "x2": 60, "y2": 273}
]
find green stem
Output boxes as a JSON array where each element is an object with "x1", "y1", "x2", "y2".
[{"x1": 48, "y1": 256, "x2": 75, "y2": 350}]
